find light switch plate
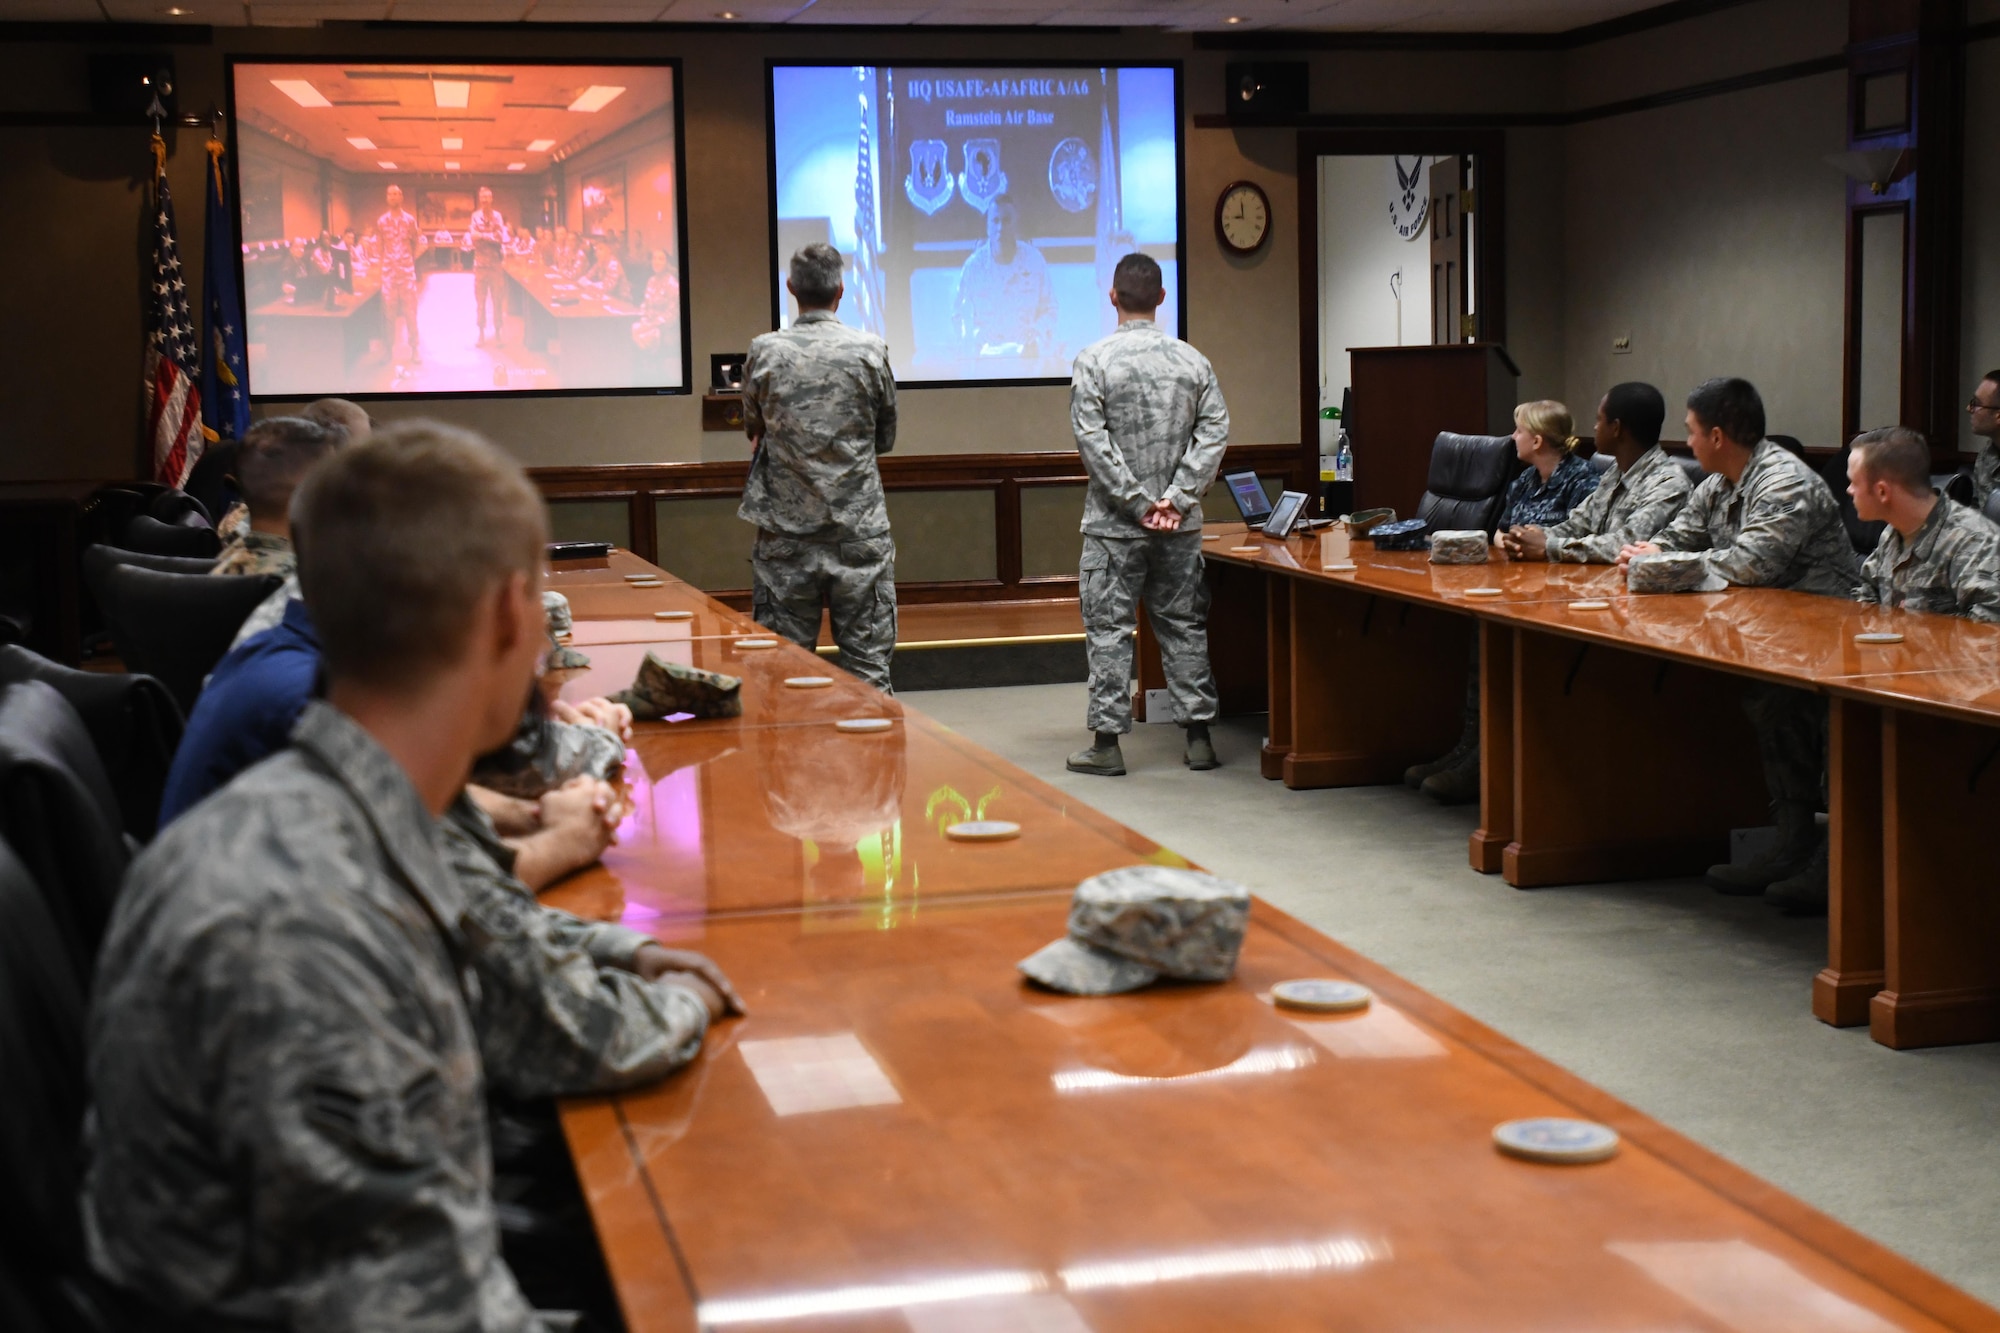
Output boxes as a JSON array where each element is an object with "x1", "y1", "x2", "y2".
[{"x1": 1612, "y1": 334, "x2": 1632, "y2": 354}]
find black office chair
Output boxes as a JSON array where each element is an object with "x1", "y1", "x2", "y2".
[
  {"x1": 182, "y1": 441, "x2": 240, "y2": 533},
  {"x1": 1936, "y1": 470, "x2": 1975, "y2": 507},
  {"x1": 89, "y1": 563, "x2": 280, "y2": 717},
  {"x1": 1673, "y1": 454, "x2": 1705, "y2": 487},
  {"x1": 1415, "y1": 432, "x2": 1524, "y2": 536},
  {"x1": 1983, "y1": 488, "x2": 2000, "y2": 527},
  {"x1": 117, "y1": 513, "x2": 219, "y2": 559},
  {"x1": 1767, "y1": 434, "x2": 1807, "y2": 459},
  {"x1": 0, "y1": 833, "x2": 90, "y2": 1333},
  {"x1": 1585, "y1": 452, "x2": 1614, "y2": 478},
  {"x1": 85, "y1": 545, "x2": 215, "y2": 579},
  {"x1": 0, "y1": 682, "x2": 130, "y2": 986},
  {"x1": 0, "y1": 647, "x2": 183, "y2": 842}
]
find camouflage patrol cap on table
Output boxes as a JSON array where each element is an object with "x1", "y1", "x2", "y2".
[
  {"x1": 542, "y1": 589, "x2": 574, "y2": 636},
  {"x1": 1019, "y1": 865, "x2": 1250, "y2": 996}
]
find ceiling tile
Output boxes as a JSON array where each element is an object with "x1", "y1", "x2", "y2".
[
  {"x1": 653, "y1": 0, "x2": 807, "y2": 17},
  {"x1": 389, "y1": 1, "x2": 536, "y2": 18},
  {"x1": 249, "y1": 2, "x2": 395, "y2": 23},
  {"x1": 9, "y1": 0, "x2": 117, "y2": 19},
  {"x1": 911, "y1": 7, "x2": 1061, "y2": 21},
  {"x1": 99, "y1": 0, "x2": 247, "y2": 20},
  {"x1": 785, "y1": 6, "x2": 920, "y2": 20}
]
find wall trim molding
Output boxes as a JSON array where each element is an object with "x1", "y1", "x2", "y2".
[
  {"x1": 530, "y1": 443, "x2": 1307, "y2": 605},
  {"x1": 1194, "y1": 52, "x2": 1846, "y2": 132}
]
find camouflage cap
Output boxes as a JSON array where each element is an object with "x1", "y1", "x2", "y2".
[
  {"x1": 542, "y1": 589, "x2": 574, "y2": 636},
  {"x1": 1019, "y1": 865, "x2": 1250, "y2": 996}
]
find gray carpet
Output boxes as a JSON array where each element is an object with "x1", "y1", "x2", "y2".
[{"x1": 906, "y1": 682, "x2": 2000, "y2": 1307}]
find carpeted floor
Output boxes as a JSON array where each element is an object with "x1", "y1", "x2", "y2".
[{"x1": 906, "y1": 682, "x2": 2000, "y2": 1307}]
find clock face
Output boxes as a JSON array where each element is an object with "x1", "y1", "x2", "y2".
[{"x1": 1219, "y1": 183, "x2": 1269, "y2": 253}]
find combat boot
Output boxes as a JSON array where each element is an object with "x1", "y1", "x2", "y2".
[
  {"x1": 1420, "y1": 746, "x2": 1480, "y2": 805},
  {"x1": 1406, "y1": 715, "x2": 1477, "y2": 788},
  {"x1": 1706, "y1": 800, "x2": 1816, "y2": 896},
  {"x1": 1067, "y1": 732, "x2": 1127, "y2": 777},
  {"x1": 1184, "y1": 722, "x2": 1219, "y2": 771},
  {"x1": 1767, "y1": 835, "x2": 1829, "y2": 917}
]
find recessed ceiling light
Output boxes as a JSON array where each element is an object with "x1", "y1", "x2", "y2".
[
  {"x1": 527, "y1": 138, "x2": 556, "y2": 152},
  {"x1": 507, "y1": 162, "x2": 527, "y2": 171},
  {"x1": 164, "y1": 6, "x2": 188, "y2": 14},
  {"x1": 442, "y1": 136, "x2": 463, "y2": 149},
  {"x1": 567, "y1": 85, "x2": 626, "y2": 113},
  {"x1": 716, "y1": 9, "x2": 738, "y2": 16},
  {"x1": 432, "y1": 80, "x2": 471, "y2": 109},
  {"x1": 378, "y1": 161, "x2": 397, "y2": 170},
  {"x1": 444, "y1": 161, "x2": 460, "y2": 170},
  {"x1": 1224, "y1": 13, "x2": 1246, "y2": 21},
  {"x1": 347, "y1": 136, "x2": 376, "y2": 150},
  {"x1": 271, "y1": 79, "x2": 331, "y2": 108}
]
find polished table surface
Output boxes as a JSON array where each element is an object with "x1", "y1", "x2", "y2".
[{"x1": 549, "y1": 547, "x2": 2000, "y2": 1331}]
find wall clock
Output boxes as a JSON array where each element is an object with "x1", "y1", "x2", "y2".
[{"x1": 1216, "y1": 180, "x2": 1271, "y2": 254}]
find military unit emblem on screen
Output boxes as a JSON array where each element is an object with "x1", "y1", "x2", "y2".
[
  {"x1": 904, "y1": 139, "x2": 954, "y2": 215},
  {"x1": 957, "y1": 139, "x2": 1009, "y2": 213},
  {"x1": 1046, "y1": 136, "x2": 1098, "y2": 213}
]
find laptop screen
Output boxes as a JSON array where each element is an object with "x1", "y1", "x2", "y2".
[{"x1": 1224, "y1": 471, "x2": 1272, "y2": 524}]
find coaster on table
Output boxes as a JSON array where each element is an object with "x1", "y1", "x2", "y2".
[
  {"x1": 1569, "y1": 599, "x2": 1611, "y2": 611},
  {"x1": 1855, "y1": 632, "x2": 1904, "y2": 645},
  {"x1": 1493, "y1": 1118, "x2": 1620, "y2": 1165},
  {"x1": 1326, "y1": 562, "x2": 1358, "y2": 573},
  {"x1": 1464, "y1": 587, "x2": 1504, "y2": 598},
  {"x1": 1271, "y1": 979, "x2": 1372, "y2": 1013},
  {"x1": 1229, "y1": 545, "x2": 1261, "y2": 554},
  {"x1": 654, "y1": 609, "x2": 694, "y2": 621},
  {"x1": 734, "y1": 638, "x2": 778, "y2": 650},
  {"x1": 621, "y1": 573, "x2": 653, "y2": 583},
  {"x1": 945, "y1": 820, "x2": 1020, "y2": 842},
  {"x1": 835, "y1": 717, "x2": 895, "y2": 733},
  {"x1": 784, "y1": 676, "x2": 834, "y2": 689},
  {"x1": 627, "y1": 578, "x2": 664, "y2": 589},
  {"x1": 1201, "y1": 534, "x2": 1223, "y2": 541}
]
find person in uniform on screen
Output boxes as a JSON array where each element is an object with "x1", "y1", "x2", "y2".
[
  {"x1": 632, "y1": 248, "x2": 679, "y2": 358},
  {"x1": 738, "y1": 242, "x2": 899, "y2": 692},
  {"x1": 466, "y1": 186, "x2": 511, "y2": 346},
  {"x1": 581, "y1": 239, "x2": 624, "y2": 300},
  {"x1": 1067, "y1": 252, "x2": 1230, "y2": 777},
  {"x1": 952, "y1": 193, "x2": 1057, "y2": 362},
  {"x1": 278, "y1": 239, "x2": 325, "y2": 306},
  {"x1": 376, "y1": 184, "x2": 425, "y2": 364}
]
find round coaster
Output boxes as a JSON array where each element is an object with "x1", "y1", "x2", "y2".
[
  {"x1": 627, "y1": 578, "x2": 664, "y2": 589},
  {"x1": 1271, "y1": 979, "x2": 1373, "y2": 1013},
  {"x1": 1855, "y1": 632, "x2": 1905, "y2": 645},
  {"x1": 784, "y1": 675, "x2": 834, "y2": 689},
  {"x1": 1326, "y1": 562, "x2": 1358, "y2": 572},
  {"x1": 1493, "y1": 1118, "x2": 1620, "y2": 1165},
  {"x1": 654, "y1": 609, "x2": 694, "y2": 621},
  {"x1": 1569, "y1": 599, "x2": 1611, "y2": 611},
  {"x1": 734, "y1": 638, "x2": 778, "y2": 650},
  {"x1": 1229, "y1": 545, "x2": 1262, "y2": 554},
  {"x1": 1464, "y1": 587, "x2": 1504, "y2": 598},
  {"x1": 835, "y1": 717, "x2": 895, "y2": 733},
  {"x1": 621, "y1": 573, "x2": 653, "y2": 583},
  {"x1": 945, "y1": 820, "x2": 1020, "y2": 842}
]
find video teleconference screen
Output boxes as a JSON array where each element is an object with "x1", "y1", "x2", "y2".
[
  {"x1": 769, "y1": 63, "x2": 1183, "y2": 386},
  {"x1": 230, "y1": 60, "x2": 687, "y2": 399}
]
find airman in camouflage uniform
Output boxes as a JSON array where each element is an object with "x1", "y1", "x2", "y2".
[
  {"x1": 210, "y1": 528, "x2": 297, "y2": 578},
  {"x1": 1541, "y1": 446, "x2": 1691, "y2": 562},
  {"x1": 1966, "y1": 373, "x2": 2000, "y2": 508},
  {"x1": 84, "y1": 703, "x2": 544, "y2": 1330},
  {"x1": 1068, "y1": 254, "x2": 1230, "y2": 777},
  {"x1": 739, "y1": 242, "x2": 899, "y2": 693},
  {"x1": 1621, "y1": 380, "x2": 1860, "y2": 912},
  {"x1": 1855, "y1": 496, "x2": 2000, "y2": 622}
]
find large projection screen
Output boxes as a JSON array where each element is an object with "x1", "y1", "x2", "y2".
[
  {"x1": 768, "y1": 63, "x2": 1184, "y2": 387},
  {"x1": 230, "y1": 60, "x2": 688, "y2": 399}
]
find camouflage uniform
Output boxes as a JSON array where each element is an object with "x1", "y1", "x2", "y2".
[
  {"x1": 1652, "y1": 441, "x2": 1860, "y2": 811},
  {"x1": 1072, "y1": 318, "x2": 1230, "y2": 733},
  {"x1": 441, "y1": 797, "x2": 708, "y2": 1098},
  {"x1": 209, "y1": 529, "x2": 296, "y2": 579},
  {"x1": 1853, "y1": 496, "x2": 2000, "y2": 623},
  {"x1": 1974, "y1": 441, "x2": 2000, "y2": 511},
  {"x1": 83, "y1": 702, "x2": 539, "y2": 1330},
  {"x1": 739, "y1": 309, "x2": 899, "y2": 692},
  {"x1": 1649, "y1": 440, "x2": 1861, "y2": 595},
  {"x1": 1542, "y1": 445, "x2": 1692, "y2": 563},
  {"x1": 231, "y1": 572, "x2": 300, "y2": 649}
]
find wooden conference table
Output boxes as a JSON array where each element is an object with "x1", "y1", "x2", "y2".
[
  {"x1": 543, "y1": 549, "x2": 1998, "y2": 1332},
  {"x1": 1189, "y1": 522, "x2": 2000, "y2": 1052},
  {"x1": 503, "y1": 260, "x2": 646, "y2": 388}
]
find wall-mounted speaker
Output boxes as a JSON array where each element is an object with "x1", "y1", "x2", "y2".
[
  {"x1": 1225, "y1": 62, "x2": 1307, "y2": 118},
  {"x1": 88, "y1": 53, "x2": 177, "y2": 120}
]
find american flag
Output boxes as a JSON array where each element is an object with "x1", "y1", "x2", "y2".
[
  {"x1": 850, "y1": 67, "x2": 888, "y2": 338},
  {"x1": 144, "y1": 136, "x2": 206, "y2": 488}
]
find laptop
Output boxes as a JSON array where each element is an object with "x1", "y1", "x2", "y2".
[{"x1": 1223, "y1": 471, "x2": 1273, "y2": 527}]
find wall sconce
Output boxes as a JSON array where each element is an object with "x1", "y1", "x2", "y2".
[{"x1": 1825, "y1": 147, "x2": 1913, "y2": 194}]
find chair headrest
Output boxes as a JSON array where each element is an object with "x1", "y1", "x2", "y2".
[{"x1": 1426, "y1": 432, "x2": 1519, "y2": 502}]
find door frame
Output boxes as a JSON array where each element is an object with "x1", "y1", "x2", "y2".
[{"x1": 1296, "y1": 129, "x2": 1508, "y2": 480}]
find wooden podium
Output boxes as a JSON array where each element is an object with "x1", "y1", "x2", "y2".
[{"x1": 1347, "y1": 343, "x2": 1520, "y2": 517}]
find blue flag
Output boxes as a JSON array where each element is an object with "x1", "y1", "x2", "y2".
[{"x1": 201, "y1": 135, "x2": 251, "y2": 443}]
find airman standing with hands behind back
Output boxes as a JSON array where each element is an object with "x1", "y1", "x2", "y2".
[{"x1": 1068, "y1": 252, "x2": 1230, "y2": 778}]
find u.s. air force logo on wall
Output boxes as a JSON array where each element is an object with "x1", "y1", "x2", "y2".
[
  {"x1": 1047, "y1": 137, "x2": 1097, "y2": 213},
  {"x1": 959, "y1": 139, "x2": 1009, "y2": 214},
  {"x1": 1389, "y1": 154, "x2": 1429, "y2": 240},
  {"x1": 905, "y1": 139, "x2": 953, "y2": 216}
]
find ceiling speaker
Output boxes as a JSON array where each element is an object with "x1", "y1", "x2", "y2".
[{"x1": 1226, "y1": 62, "x2": 1307, "y2": 118}]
